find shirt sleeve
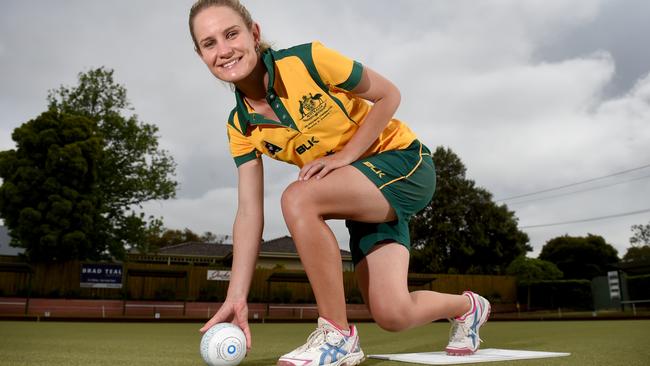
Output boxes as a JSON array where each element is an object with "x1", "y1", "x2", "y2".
[
  {"x1": 311, "y1": 41, "x2": 364, "y2": 91},
  {"x1": 227, "y1": 123, "x2": 261, "y2": 167}
]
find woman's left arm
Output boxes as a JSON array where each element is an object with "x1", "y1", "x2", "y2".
[{"x1": 299, "y1": 67, "x2": 401, "y2": 180}]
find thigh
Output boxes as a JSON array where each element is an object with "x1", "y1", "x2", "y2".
[
  {"x1": 286, "y1": 165, "x2": 397, "y2": 223},
  {"x1": 355, "y1": 243, "x2": 410, "y2": 310}
]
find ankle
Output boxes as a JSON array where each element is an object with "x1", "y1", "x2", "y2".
[
  {"x1": 456, "y1": 293, "x2": 473, "y2": 319},
  {"x1": 323, "y1": 317, "x2": 351, "y2": 335}
]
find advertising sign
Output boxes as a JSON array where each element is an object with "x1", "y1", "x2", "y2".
[
  {"x1": 207, "y1": 270, "x2": 231, "y2": 281},
  {"x1": 80, "y1": 263, "x2": 123, "y2": 288}
]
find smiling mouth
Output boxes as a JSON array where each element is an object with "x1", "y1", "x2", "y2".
[{"x1": 221, "y1": 58, "x2": 240, "y2": 69}]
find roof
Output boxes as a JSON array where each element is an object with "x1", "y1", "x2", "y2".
[
  {"x1": 617, "y1": 259, "x2": 650, "y2": 275},
  {"x1": 154, "y1": 236, "x2": 351, "y2": 257},
  {"x1": 157, "y1": 242, "x2": 233, "y2": 257},
  {"x1": 261, "y1": 236, "x2": 351, "y2": 256}
]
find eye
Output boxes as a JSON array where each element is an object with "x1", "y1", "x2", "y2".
[
  {"x1": 226, "y1": 30, "x2": 238, "y2": 39},
  {"x1": 202, "y1": 40, "x2": 215, "y2": 49}
]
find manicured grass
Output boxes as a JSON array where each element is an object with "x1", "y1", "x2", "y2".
[{"x1": 0, "y1": 320, "x2": 648, "y2": 365}]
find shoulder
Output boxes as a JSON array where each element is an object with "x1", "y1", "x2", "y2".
[{"x1": 271, "y1": 41, "x2": 334, "y2": 62}]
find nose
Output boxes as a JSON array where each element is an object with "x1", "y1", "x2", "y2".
[{"x1": 216, "y1": 42, "x2": 234, "y2": 59}]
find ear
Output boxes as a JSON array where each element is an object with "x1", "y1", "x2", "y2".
[
  {"x1": 194, "y1": 46, "x2": 202, "y2": 57},
  {"x1": 252, "y1": 22, "x2": 261, "y2": 44}
]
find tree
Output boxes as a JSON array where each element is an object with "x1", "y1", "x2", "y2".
[
  {"x1": 0, "y1": 111, "x2": 106, "y2": 261},
  {"x1": 0, "y1": 68, "x2": 177, "y2": 261},
  {"x1": 47, "y1": 67, "x2": 177, "y2": 257},
  {"x1": 144, "y1": 228, "x2": 222, "y2": 253},
  {"x1": 506, "y1": 256, "x2": 563, "y2": 309},
  {"x1": 623, "y1": 245, "x2": 650, "y2": 263},
  {"x1": 630, "y1": 221, "x2": 650, "y2": 247},
  {"x1": 539, "y1": 234, "x2": 619, "y2": 280},
  {"x1": 409, "y1": 147, "x2": 531, "y2": 274}
]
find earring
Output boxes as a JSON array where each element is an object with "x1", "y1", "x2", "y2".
[{"x1": 255, "y1": 44, "x2": 260, "y2": 53}]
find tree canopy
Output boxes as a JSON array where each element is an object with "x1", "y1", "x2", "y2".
[
  {"x1": 624, "y1": 221, "x2": 650, "y2": 263},
  {"x1": 539, "y1": 234, "x2": 619, "y2": 280},
  {"x1": 506, "y1": 256, "x2": 563, "y2": 285},
  {"x1": 630, "y1": 221, "x2": 650, "y2": 247},
  {"x1": 145, "y1": 228, "x2": 220, "y2": 253},
  {"x1": 0, "y1": 111, "x2": 105, "y2": 261},
  {"x1": 623, "y1": 245, "x2": 650, "y2": 263},
  {"x1": 409, "y1": 147, "x2": 531, "y2": 274},
  {"x1": 0, "y1": 67, "x2": 177, "y2": 261}
]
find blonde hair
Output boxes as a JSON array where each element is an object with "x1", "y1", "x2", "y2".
[{"x1": 189, "y1": 0, "x2": 271, "y2": 53}]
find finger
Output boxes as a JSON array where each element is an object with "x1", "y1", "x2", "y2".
[
  {"x1": 242, "y1": 323, "x2": 252, "y2": 351},
  {"x1": 302, "y1": 163, "x2": 324, "y2": 181},
  {"x1": 298, "y1": 163, "x2": 318, "y2": 181},
  {"x1": 199, "y1": 311, "x2": 225, "y2": 332},
  {"x1": 235, "y1": 311, "x2": 252, "y2": 350},
  {"x1": 315, "y1": 165, "x2": 333, "y2": 179}
]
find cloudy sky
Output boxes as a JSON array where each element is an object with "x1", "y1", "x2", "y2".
[{"x1": 1, "y1": 0, "x2": 649, "y2": 257}]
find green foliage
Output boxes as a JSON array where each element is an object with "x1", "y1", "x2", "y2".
[
  {"x1": 539, "y1": 234, "x2": 619, "y2": 280},
  {"x1": 0, "y1": 111, "x2": 107, "y2": 261},
  {"x1": 627, "y1": 274, "x2": 650, "y2": 300},
  {"x1": 0, "y1": 67, "x2": 177, "y2": 261},
  {"x1": 518, "y1": 279, "x2": 593, "y2": 310},
  {"x1": 144, "y1": 227, "x2": 219, "y2": 253},
  {"x1": 623, "y1": 245, "x2": 650, "y2": 263},
  {"x1": 409, "y1": 147, "x2": 531, "y2": 274},
  {"x1": 506, "y1": 256, "x2": 563, "y2": 284},
  {"x1": 47, "y1": 67, "x2": 177, "y2": 256},
  {"x1": 629, "y1": 221, "x2": 650, "y2": 246}
]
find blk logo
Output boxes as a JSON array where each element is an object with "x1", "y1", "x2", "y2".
[
  {"x1": 362, "y1": 161, "x2": 386, "y2": 178},
  {"x1": 296, "y1": 136, "x2": 319, "y2": 155}
]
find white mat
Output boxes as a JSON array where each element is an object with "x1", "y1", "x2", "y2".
[{"x1": 369, "y1": 348, "x2": 570, "y2": 365}]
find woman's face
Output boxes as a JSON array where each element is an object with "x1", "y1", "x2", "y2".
[{"x1": 193, "y1": 6, "x2": 260, "y2": 84}]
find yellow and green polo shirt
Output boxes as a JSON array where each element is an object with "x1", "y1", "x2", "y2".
[{"x1": 227, "y1": 41, "x2": 417, "y2": 168}]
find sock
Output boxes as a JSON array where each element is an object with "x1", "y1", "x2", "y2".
[{"x1": 323, "y1": 317, "x2": 351, "y2": 336}]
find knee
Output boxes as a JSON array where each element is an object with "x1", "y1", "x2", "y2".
[
  {"x1": 370, "y1": 300, "x2": 411, "y2": 332},
  {"x1": 281, "y1": 181, "x2": 315, "y2": 222}
]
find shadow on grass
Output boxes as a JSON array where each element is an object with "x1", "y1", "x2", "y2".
[
  {"x1": 244, "y1": 356, "x2": 399, "y2": 366},
  {"x1": 244, "y1": 356, "x2": 283, "y2": 366}
]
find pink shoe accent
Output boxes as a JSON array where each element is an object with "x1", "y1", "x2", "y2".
[
  {"x1": 321, "y1": 317, "x2": 351, "y2": 336},
  {"x1": 277, "y1": 358, "x2": 312, "y2": 366}
]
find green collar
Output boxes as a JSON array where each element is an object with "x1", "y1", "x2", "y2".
[{"x1": 234, "y1": 49, "x2": 295, "y2": 134}]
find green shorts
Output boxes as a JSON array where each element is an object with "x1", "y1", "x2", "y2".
[{"x1": 347, "y1": 140, "x2": 436, "y2": 265}]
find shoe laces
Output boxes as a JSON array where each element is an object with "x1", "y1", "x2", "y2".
[
  {"x1": 448, "y1": 318, "x2": 483, "y2": 344},
  {"x1": 293, "y1": 324, "x2": 344, "y2": 353}
]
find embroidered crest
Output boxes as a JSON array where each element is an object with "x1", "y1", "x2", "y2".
[
  {"x1": 264, "y1": 140, "x2": 283, "y2": 155},
  {"x1": 298, "y1": 93, "x2": 326, "y2": 121}
]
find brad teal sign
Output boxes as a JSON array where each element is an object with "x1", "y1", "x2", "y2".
[{"x1": 80, "y1": 263, "x2": 123, "y2": 288}]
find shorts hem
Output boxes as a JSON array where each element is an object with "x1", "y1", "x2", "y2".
[{"x1": 352, "y1": 233, "x2": 410, "y2": 266}]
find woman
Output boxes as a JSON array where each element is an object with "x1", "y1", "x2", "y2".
[{"x1": 189, "y1": 1, "x2": 490, "y2": 365}]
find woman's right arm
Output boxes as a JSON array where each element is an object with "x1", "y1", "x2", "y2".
[{"x1": 199, "y1": 157, "x2": 264, "y2": 350}]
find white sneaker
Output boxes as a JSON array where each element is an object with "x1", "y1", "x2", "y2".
[
  {"x1": 445, "y1": 291, "x2": 491, "y2": 356},
  {"x1": 277, "y1": 317, "x2": 365, "y2": 366}
]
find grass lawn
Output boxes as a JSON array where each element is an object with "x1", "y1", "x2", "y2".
[{"x1": 0, "y1": 320, "x2": 648, "y2": 366}]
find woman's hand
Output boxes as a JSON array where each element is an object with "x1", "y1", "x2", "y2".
[
  {"x1": 199, "y1": 298, "x2": 252, "y2": 351},
  {"x1": 298, "y1": 153, "x2": 353, "y2": 181}
]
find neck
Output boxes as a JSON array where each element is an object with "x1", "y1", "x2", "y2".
[{"x1": 234, "y1": 56, "x2": 267, "y2": 100}]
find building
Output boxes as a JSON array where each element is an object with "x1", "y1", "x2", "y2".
[
  {"x1": 147, "y1": 235, "x2": 354, "y2": 271},
  {"x1": 0, "y1": 226, "x2": 23, "y2": 256}
]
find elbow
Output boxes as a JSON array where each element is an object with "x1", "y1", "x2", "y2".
[{"x1": 393, "y1": 87, "x2": 401, "y2": 110}]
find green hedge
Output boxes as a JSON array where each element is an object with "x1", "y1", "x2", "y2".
[
  {"x1": 627, "y1": 274, "x2": 650, "y2": 300},
  {"x1": 517, "y1": 279, "x2": 593, "y2": 310}
]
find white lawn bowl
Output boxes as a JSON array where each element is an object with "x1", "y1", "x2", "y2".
[{"x1": 200, "y1": 323, "x2": 247, "y2": 366}]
